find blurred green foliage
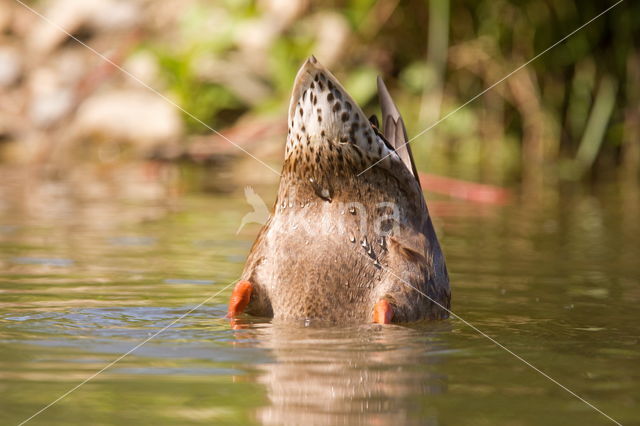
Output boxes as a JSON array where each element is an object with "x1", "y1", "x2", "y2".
[{"x1": 146, "y1": 0, "x2": 639, "y2": 184}]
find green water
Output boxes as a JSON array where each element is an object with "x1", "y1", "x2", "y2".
[{"x1": 0, "y1": 174, "x2": 639, "y2": 425}]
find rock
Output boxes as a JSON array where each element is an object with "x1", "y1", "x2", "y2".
[
  {"x1": 27, "y1": 67, "x2": 74, "y2": 127},
  {"x1": 0, "y1": 46, "x2": 22, "y2": 88},
  {"x1": 27, "y1": 0, "x2": 140, "y2": 57},
  {"x1": 123, "y1": 51, "x2": 162, "y2": 88},
  {"x1": 71, "y1": 89, "x2": 183, "y2": 151},
  {"x1": 29, "y1": 89, "x2": 74, "y2": 128}
]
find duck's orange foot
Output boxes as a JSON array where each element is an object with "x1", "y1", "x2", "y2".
[
  {"x1": 373, "y1": 299, "x2": 393, "y2": 324},
  {"x1": 227, "y1": 280, "x2": 253, "y2": 318}
]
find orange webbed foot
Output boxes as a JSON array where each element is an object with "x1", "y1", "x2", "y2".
[
  {"x1": 227, "y1": 280, "x2": 253, "y2": 318},
  {"x1": 373, "y1": 299, "x2": 393, "y2": 324}
]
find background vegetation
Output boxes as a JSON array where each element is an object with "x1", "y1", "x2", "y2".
[{"x1": 1, "y1": 0, "x2": 638, "y2": 189}]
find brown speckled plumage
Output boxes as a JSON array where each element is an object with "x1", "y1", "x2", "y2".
[{"x1": 241, "y1": 57, "x2": 450, "y2": 323}]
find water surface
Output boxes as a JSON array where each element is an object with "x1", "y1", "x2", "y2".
[{"x1": 1, "y1": 175, "x2": 638, "y2": 425}]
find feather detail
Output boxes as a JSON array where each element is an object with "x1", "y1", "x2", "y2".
[{"x1": 377, "y1": 76, "x2": 421, "y2": 187}]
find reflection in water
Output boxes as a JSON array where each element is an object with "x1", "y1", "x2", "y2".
[
  {"x1": 1, "y1": 170, "x2": 639, "y2": 425},
  {"x1": 234, "y1": 321, "x2": 451, "y2": 425}
]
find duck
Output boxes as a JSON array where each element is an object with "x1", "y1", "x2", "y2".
[{"x1": 228, "y1": 56, "x2": 450, "y2": 324}]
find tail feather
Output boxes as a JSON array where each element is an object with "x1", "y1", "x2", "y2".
[{"x1": 377, "y1": 76, "x2": 421, "y2": 187}]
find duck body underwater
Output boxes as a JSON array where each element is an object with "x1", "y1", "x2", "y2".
[{"x1": 228, "y1": 56, "x2": 450, "y2": 324}]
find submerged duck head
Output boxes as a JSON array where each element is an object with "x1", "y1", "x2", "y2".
[{"x1": 229, "y1": 57, "x2": 450, "y2": 324}]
